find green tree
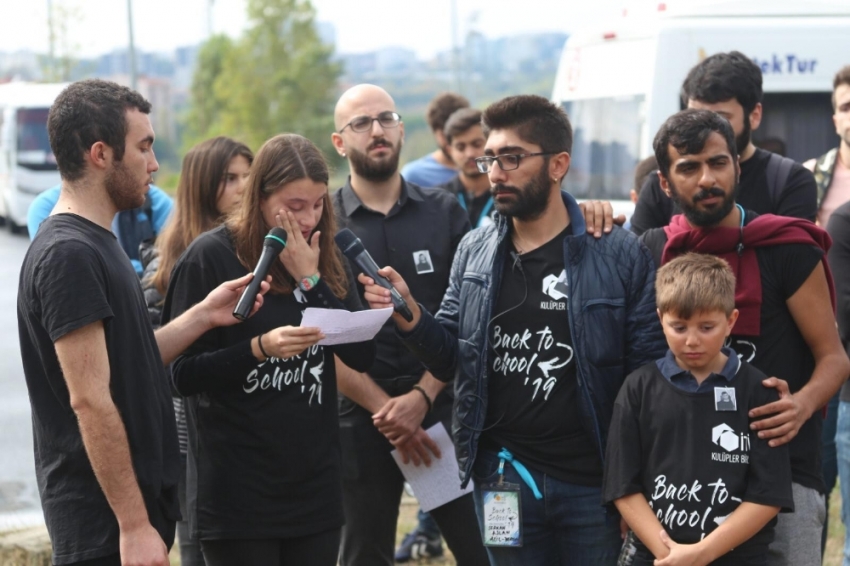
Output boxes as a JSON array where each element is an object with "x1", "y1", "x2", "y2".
[
  {"x1": 184, "y1": 0, "x2": 341, "y2": 155},
  {"x1": 182, "y1": 34, "x2": 236, "y2": 149}
]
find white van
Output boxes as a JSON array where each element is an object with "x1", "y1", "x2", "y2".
[
  {"x1": 551, "y1": 0, "x2": 850, "y2": 217},
  {"x1": 0, "y1": 82, "x2": 68, "y2": 234}
]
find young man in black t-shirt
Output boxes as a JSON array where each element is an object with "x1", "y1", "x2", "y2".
[
  {"x1": 630, "y1": 51, "x2": 817, "y2": 236},
  {"x1": 637, "y1": 108, "x2": 849, "y2": 566},
  {"x1": 17, "y1": 80, "x2": 268, "y2": 566},
  {"x1": 604, "y1": 253, "x2": 793, "y2": 566}
]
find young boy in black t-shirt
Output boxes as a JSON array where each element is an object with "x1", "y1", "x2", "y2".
[{"x1": 603, "y1": 254, "x2": 794, "y2": 566}]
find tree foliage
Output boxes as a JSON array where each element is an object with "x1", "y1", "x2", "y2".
[{"x1": 183, "y1": 0, "x2": 341, "y2": 156}]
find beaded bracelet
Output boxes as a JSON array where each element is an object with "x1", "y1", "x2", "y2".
[{"x1": 411, "y1": 384, "x2": 433, "y2": 413}]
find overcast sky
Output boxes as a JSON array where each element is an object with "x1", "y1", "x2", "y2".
[{"x1": 0, "y1": 0, "x2": 639, "y2": 59}]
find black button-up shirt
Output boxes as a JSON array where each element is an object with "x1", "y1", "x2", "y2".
[{"x1": 333, "y1": 177, "x2": 470, "y2": 382}]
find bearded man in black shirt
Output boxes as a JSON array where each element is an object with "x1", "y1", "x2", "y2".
[
  {"x1": 630, "y1": 51, "x2": 817, "y2": 236},
  {"x1": 360, "y1": 94, "x2": 666, "y2": 566},
  {"x1": 16, "y1": 80, "x2": 269, "y2": 566},
  {"x1": 329, "y1": 83, "x2": 489, "y2": 566},
  {"x1": 639, "y1": 108, "x2": 850, "y2": 566}
]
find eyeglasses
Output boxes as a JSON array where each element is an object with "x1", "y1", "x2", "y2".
[
  {"x1": 338, "y1": 111, "x2": 402, "y2": 133},
  {"x1": 474, "y1": 152, "x2": 557, "y2": 173}
]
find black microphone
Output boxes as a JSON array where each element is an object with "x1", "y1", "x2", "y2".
[
  {"x1": 334, "y1": 228, "x2": 414, "y2": 322},
  {"x1": 232, "y1": 227, "x2": 288, "y2": 321}
]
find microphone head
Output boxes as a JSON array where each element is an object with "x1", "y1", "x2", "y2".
[
  {"x1": 263, "y1": 227, "x2": 288, "y2": 252},
  {"x1": 334, "y1": 228, "x2": 364, "y2": 257}
]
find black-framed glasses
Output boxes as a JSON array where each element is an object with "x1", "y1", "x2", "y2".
[
  {"x1": 474, "y1": 152, "x2": 556, "y2": 173},
  {"x1": 338, "y1": 111, "x2": 402, "y2": 133}
]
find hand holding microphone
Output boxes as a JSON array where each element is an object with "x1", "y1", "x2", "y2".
[
  {"x1": 233, "y1": 227, "x2": 288, "y2": 320},
  {"x1": 335, "y1": 228, "x2": 415, "y2": 323}
]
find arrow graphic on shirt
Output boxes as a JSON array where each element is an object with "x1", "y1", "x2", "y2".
[{"x1": 536, "y1": 343, "x2": 574, "y2": 378}]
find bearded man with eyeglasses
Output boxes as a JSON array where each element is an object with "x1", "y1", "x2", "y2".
[
  {"x1": 329, "y1": 83, "x2": 490, "y2": 566},
  {"x1": 357, "y1": 94, "x2": 666, "y2": 566}
]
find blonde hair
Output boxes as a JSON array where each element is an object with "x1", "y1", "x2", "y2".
[{"x1": 656, "y1": 253, "x2": 736, "y2": 318}]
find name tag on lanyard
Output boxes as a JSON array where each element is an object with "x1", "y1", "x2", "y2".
[{"x1": 481, "y1": 480, "x2": 523, "y2": 547}]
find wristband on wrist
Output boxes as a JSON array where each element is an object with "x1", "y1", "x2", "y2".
[
  {"x1": 411, "y1": 384, "x2": 433, "y2": 413},
  {"x1": 298, "y1": 272, "x2": 321, "y2": 292},
  {"x1": 257, "y1": 333, "x2": 271, "y2": 359}
]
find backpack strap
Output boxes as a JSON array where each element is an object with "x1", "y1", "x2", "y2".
[{"x1": 764, "y1": 152, "x2": 795, "y2": 212}]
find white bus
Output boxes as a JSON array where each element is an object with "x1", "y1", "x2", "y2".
[
  {"x1": 551, "y1": 0, "x2": 850, "y2": 217},
  {"x1": 0, "y1": 82, "x2": 68, "y2": 234}
]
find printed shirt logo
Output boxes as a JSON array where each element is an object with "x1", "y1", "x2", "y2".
[
  {"x1": 711, "y1": 423, "x2": 750, "y2": 463},
  {"x1": 725, "y1": 337, "x2": 756, "y2": 363},
  {"x1": 541, "y1": 269, "x2": 568, "y2": 310},
  {"x1": 492, "y1": 325, "x2": 574, "y2": 402},
  {"x1": 242, "y1": 345, "x2": 326, "y2": 406}
]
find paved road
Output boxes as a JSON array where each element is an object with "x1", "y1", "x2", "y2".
[{"x1": 0, "y1": 228, "x2": 44, "y2": 529}]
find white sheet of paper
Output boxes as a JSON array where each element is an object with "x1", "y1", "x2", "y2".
[
  {"x1": 300, "y1": 307, "x2": 393, "y2": 346},
  {"x1": 391, "y1": 422, "x2": 472, "y2": 512}
]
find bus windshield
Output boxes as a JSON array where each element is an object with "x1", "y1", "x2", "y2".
[
  {"x1": 561, "y1": 95, "x2": 645, "y2": 201},
  {"x1": 16, "y1": 108, "x2": 57, "y2": 170}
]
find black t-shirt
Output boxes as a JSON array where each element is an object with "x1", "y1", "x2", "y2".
[
  {"x1": 630, "y1": 148, "x2": 817, "y2": 236},
  {"x1": 162, "y1": 225, "x2": 374, "y2": 540},
  {"x1": 641, "y1": 213, "x2": 826, "y2": 492},
  {"x1": 17, "y1": 214, "x2": 178, "y2": 564},
  {"x1": 333, "y1": 178, "x2": 470, "y2": 385},
  {"x1": 826, "y1": 201, "x2": 850, "y2": 401},
  {"x1": 439, "y1": 175, "x2": 496, "y2": 228},
  {"x1": 603, "y1": 361, "x2": 793, "y2": 565},
  {"x1": 481, "y1": 226, "x2": 601, "y2": 485}
]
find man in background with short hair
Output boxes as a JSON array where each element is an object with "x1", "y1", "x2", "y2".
[
  {"x1": 630, "y1": 50, "x2": 817, "y2": 236},
  {"x1": 401, "y1": 92, "x2": 469, "y2": 187},
  {"x1": 438, "y1": 107, "x2": 496, "y2": 228}
]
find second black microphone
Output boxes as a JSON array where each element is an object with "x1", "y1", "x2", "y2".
[{"x1": 334, "y1": 228, "x2": 414, "y2": 322}]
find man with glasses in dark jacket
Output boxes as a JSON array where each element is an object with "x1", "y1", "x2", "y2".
[{"x1": 359, "y1": 94, "x2": 666, "y2": 566}]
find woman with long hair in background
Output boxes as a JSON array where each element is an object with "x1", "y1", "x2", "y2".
[
  {"x1": 161, "y1": 133, "x2": 375, "y2": 566},
  {"x1": 141, "y1": 135, "x2": 253, "y2": 566}
]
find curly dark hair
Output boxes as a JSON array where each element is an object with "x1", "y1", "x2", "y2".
[
  {"x1": 47, "y1": 79, "x2": 152, "y2": 182},
  {"x1": 653, "y1": 109, "x2": 737, "y2": 179}
]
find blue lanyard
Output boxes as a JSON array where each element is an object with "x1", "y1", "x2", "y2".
[
  {"x1": 458, "y1": 192, "x2": 495, "y2": 228},
  {"x1": 498, "y1": 448, "x2": 543, "y2": 500}
]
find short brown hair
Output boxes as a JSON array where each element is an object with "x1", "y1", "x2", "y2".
[
  {"x1": 427, "y1": 92, "x2": 470, "y2": 133},
  {"x1": 656, "y1": 253, "x2": 736, "y2": 318},
  {"x1": 229, "y1": 134, "x2": 348, "y2": 298},
  {"x1": 834, "y1": 65, "x2": 850, "y2": 109},
  {"x1": 444, "y1": 108, "x2": 483, "y2": 144}
]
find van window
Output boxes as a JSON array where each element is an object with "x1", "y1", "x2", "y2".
[
  {"x1": 16, "y1": 108, "x2": 57, "y2": 170},
  {"x1": 754, "y1": 92, "x2": 835, "y2": 162},
  {"x1": 562, "y1": 95, "x2": 645, "y2": 200}
]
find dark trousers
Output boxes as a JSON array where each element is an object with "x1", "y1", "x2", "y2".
[
  {"x1": 177, "y1": 452, "x2": 206, "y2": 566},
  {"x1": 200, "y1": 528, "x2": 341, "y2": 566},
  {"x1": 338, "y1": 380, "x2": 488, "y2": 566}
]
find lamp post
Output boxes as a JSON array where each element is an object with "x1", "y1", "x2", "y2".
[{"x1": 127, "y1": 0, "x2": 137, "y2": 90}]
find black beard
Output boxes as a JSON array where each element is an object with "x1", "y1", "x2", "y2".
[
  {"x1": 348, "y1": 137, "x2": 402, "y2": 183},
  {"x1": 669, "y1": 180, "x2": 739, "y2": 227},
  {"x1": 491, "y1": 159, "x2": 552, "y2": 221},
  {"x1": 105, "y1": 159, "x2": 146, "y2": 211}
]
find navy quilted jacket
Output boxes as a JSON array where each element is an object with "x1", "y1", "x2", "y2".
[{"x1": 400, "y1": 191, "x2": 666, "y2": 486}]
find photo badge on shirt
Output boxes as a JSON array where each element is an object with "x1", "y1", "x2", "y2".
[
  {"x1": 414, "y1": 250, "x2": 434, "y2": 274},
  {"x1": 714, "y1": 387, "x2": 737, "y2": 411}
]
